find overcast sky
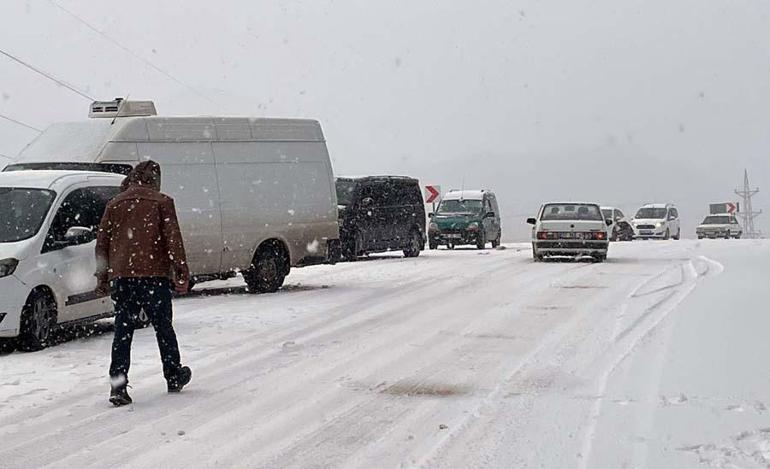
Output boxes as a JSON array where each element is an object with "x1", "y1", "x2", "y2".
[{"x1": 1, "y1": 0, "x2": 768, "y2": 239}]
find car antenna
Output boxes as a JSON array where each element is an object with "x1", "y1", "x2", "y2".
[{"x1": 111, "y1": 95, "x2": 130, "y2": 125}]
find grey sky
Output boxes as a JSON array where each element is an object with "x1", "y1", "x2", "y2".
[{"x1": 1, "y1": 0, "x2": 767, "y2": 239}]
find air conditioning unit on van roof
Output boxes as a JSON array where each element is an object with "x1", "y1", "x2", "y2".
[{"x1": 89, "y1": 98, "x2": 157, "y2": 118}]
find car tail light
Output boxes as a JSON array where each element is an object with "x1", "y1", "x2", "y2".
[
  {"x1": 593, "y1": 232, "x2": 607, "y2": 240},
  {"x1": 537, "y1": 231, "x2": 557, "y2": 240}
]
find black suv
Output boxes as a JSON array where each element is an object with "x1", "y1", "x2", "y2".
[{"x1": 336, "y1": 176, "x2": 426, "y2": 260}]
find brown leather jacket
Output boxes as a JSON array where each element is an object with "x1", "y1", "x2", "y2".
[{"x1": 95, "y1": 161, "x2": 189, "y2": 285}]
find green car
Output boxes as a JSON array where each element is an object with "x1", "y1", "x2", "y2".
[{"x1": 428, "y1": 190, "x2": 502, "y2": 249}]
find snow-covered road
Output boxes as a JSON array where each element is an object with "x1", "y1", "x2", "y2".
[{"x1": 1, "y1": 240, "x2": 768, "y2": 468}]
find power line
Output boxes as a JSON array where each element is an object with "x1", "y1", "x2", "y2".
[
  {"x1": 0, "y1": 113, "x2": 43, "y2": 133},
  {"x1": 0, "y1": 47, "x2": 94, "y2": 101},
  {"x1": 47, "y1": 0, "x2": 218, "y2": 106}
]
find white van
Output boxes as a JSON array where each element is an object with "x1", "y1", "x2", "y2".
[
  {"x1": 5, "y1": 100, "x2": 339, "y2": 294},
  {"x1": 0, "y1": 170, "x2": 125, "y2": 350}
]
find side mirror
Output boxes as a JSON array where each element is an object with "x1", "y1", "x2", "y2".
[
  {"x1": 361, "y1": 197, "x2": 374, "y2": 207},
  {"x1": 526, "y1": 217, "x2": 537, "y2": 225},
  {"x1": 64, "y1": 226, "x2": 94, "y2": 245},
  {"x1": 606, "y1": 219, "x2": 613, "y2": 226},
  {"x1": 484, "y1": 211, "x2": 495, "y2": 219},
  {"x1": 428, "y1": 212, "x2": 435, "y2": 218}
]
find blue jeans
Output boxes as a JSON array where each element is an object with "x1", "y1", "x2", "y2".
[{"x1": 109, "y1": 277, "x2": 182, "y2": 386}]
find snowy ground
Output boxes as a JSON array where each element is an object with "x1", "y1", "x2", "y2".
[{"x1": 0, "y1": 240, "x2": 768, "y2": 469}]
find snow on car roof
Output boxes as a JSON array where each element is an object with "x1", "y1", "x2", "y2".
[
  {"x1": 0, "y1": 169, "x2": 124, "y2": 190},
  {"x1": 443, "y1": 190, "x2": 487, "y2": 200},
  {"x1": 543, "y1": 201, "x2": 600, "y2": 206},
  {"x1": 641, "y1": 203, "x2": 673, "y2": 208}
]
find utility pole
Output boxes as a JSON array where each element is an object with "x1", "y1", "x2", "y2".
[{"x1": 735, "y1": 169, "x2": 762, "y2": 238}]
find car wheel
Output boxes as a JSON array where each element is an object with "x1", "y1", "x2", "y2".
[
  {"x1": 244, "y1": 245, "x2": 287, "y2": 293},
  {"x1": 342, "y1": 231, "x2": 362, "y2": 261},
  {"x1": 429, "y1": 239, "x2": 438, "y2": 250},
  {"x1": 663, "y1": 229, "x2": 670, "y2": 240},
  {"x1": 18, "y1": 290, "x2": 57, "y2": 352},
  {"x1": 476, "y1": 230, "x2": 487, "y2": 250},
  {"x1": 673, "y1": 229, "x2": 681, "y2": 240},
  {"x1": 593, "y1": 254, "x2": 607, "y2": 263},
  {"x1": 447, "y1": 242, "x2": 455, "y2": 250},
  {"x1": 610, "y1": 227, "x2": 618, "y2": 242},
  {"x1": 403, "y1": 230, "x2": 422, "y2": 258},
  {"x1": 0, "y1": 338, "x2": 16, "y2": 354},
  {"x1": 491, "y1": 232, "x2": 501, "y2": 248},
  {"x1": 532, "y1": 246, "x2": 544, "y2": 262}
]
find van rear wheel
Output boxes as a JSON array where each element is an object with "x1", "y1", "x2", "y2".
[
  {"x1": 18, "y1": 290, "x2": 57, "y2": 352},
  {"x1": 403, "y1": 230, "x2": 422, "y2": 258},
  {"x1": 245, "y1": 245, "x2": 287, "y2": 293}
]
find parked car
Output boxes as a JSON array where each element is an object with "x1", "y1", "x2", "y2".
[
  {"x1": 696, "y1": 214, "x2": 742, "y2": 239},
  {"x1": 6, "y1": 99, "x2": 340, "y2": 294},
  {"x1": 600, "y1": 206, "x2": 634, "y2": 241},
  {"x1": 428, "y1": 190, "x2": 501, "y2": 249},
  {"x1": 527, "y1": 202, "x2": 611, "y2": 262},
  {"x1": 631, "y1": 203, "x2": 681, "y2": 240},
  {"x1": 0, "y1": 170, "x2": 124, "y2": 350},
  {"x1": 335, "y1": 176, "x2": 426, "y2": 260}
]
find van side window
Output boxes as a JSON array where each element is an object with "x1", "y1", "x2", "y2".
[
  {"x1": 44, "y1": 186, "x2": 120, "y2": 251},
  {"x1": 670, "y1": 208, "x2": 678, "y2": 219}
]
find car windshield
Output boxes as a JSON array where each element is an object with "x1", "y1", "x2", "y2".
[
  {"x1": 635, "y1": 207, "x2": 668, "y2": 219},
  {"x1": 703, "y1": 215, "x2": 731, "y2": 225},
  {"x1": 601, "y1": 209, "x2": 613, "y2": 220},
  {"x1": 0, "y1": 188, "x2": 56, "y2": 243},
  {"x1": 335, "y1": 180, "x2": 357, "y2": 206},
  {"x1": 437, "y1": 199, "x2": 483, "y2": 214},
  {"x1": 541, "y1": 204, "x2": 603, "y2": 221}
]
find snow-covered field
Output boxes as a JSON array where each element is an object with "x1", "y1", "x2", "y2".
[{"x1": 0, "y1": 240, "x2": 768, "y2": 468}]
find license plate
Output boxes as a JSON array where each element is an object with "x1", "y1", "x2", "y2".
[
  {"x1": 640, "y1": 230, "x2": 652, "y2": 235},
  {"x1": 561, "y1": 233, "x2": 573, "y2": 239},
  {"x1": 446, "y1": 234, "x2": 462, "y2": 239}
]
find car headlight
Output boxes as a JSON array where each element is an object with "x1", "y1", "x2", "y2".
[
  {"x1": 467, "y1": 222, "x2": 480, "y2": 231},
  {"x1": 0, "y1": 258, "x2": 19, "y2": 278},
  {"x1": 655, "y1": 222, "x2": 663, "y2": 228}
]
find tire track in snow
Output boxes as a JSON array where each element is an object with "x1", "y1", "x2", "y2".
[{"x1": 576, "y1": 255, "x2": 724, "y2": 469}]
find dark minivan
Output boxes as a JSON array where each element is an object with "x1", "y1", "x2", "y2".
[{"x1": 336, "y1": 176, "x2": 426, "y2": 260}]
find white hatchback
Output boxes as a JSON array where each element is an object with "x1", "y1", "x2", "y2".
[{"x1": 0, "y1": 170, "x2": 124, "y2": 350}]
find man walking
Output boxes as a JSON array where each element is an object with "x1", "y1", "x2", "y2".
[{"x1": 96, "y1": 160, "x2": 192, "y2": 406}]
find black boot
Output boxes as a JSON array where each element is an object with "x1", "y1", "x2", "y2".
[
  {"x1": 109, "y1": 386, "x2": 132, "y2": 407},
  {"x1": 168, "y1": 366, "x2": 192, "y2": 393}
]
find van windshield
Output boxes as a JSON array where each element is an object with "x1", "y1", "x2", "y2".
[
  {"x1": 541, "y1": 204, "x2": 603, "y2": 221},
  {"x1": 635, "y1": 207, "x2": 668, "y2": 219},
  {"x1": 335, "y1": 180, "x2": 357, "y2": 206},
  {"x1": 438, "y1": 199, "x2": 483, "y2": 214},
  {"x1": 0, "y1": 188, "x2": 56, "y2": 243}
]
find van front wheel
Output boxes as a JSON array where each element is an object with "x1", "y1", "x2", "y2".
[
  {"x1": 245, "y1": 246, "x2": 286, "y2": 293},
  {"x1": 18, "y1": 290, "x2": 57, "y2": 351}
]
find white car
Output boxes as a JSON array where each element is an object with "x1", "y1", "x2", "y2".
[
  {"x1": 527, "y1": 202, "x2": 612, "y2": 262},
  {"x1": 696, "y1": 214, "x2": 742, "y2": 239},
  {"x1": 632, "y1": 203, "x2": 681, "y2": 240},
  {"x1": 0, "y1": 170, "x2": 125, "y2": 351}
]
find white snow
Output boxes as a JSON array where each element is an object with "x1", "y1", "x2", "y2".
[{"x1": 0, "y1": 240, "x2": 768, "y2": 468}]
